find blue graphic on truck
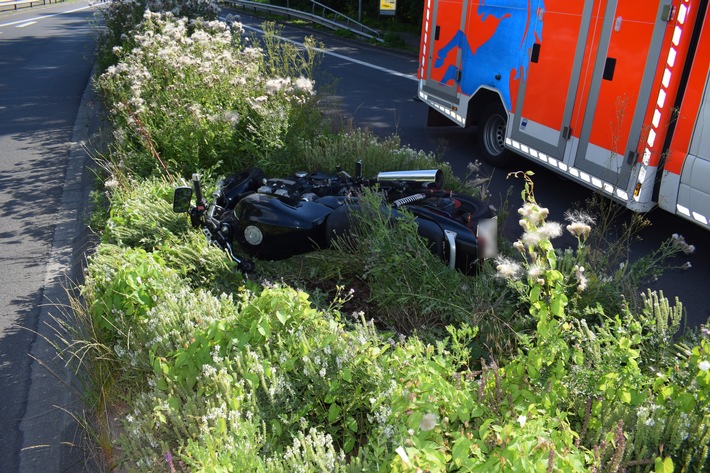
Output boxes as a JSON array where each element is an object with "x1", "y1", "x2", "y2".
[{"x1": 434, "y1": 0, "x2": 545, "y2": 112}]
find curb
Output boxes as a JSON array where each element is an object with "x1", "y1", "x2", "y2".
[{"x1": 19, "y1": 65, "x2": 102, "y2": 473}]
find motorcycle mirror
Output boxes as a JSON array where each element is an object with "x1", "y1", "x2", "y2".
[{"x1": 173, "y1": 186, "x2": 193, "y2": 213}]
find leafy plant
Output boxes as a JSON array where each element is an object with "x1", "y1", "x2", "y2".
[
  {"x1": 65, "y1": 4, "x2": 710, "y2": 471},
  {"x1": 96, "y1": 13, "x2": 322, "y2": 179}
]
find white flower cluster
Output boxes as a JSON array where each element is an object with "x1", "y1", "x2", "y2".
[
  {"x1": 671, "y1": 233, "x2": 695, "y2": 255},
  {"x1": 97, "y1": 10, "x2": 318, "y2": 159},
  {"x1": 564, "y1": 209, "x2": 595, "y2": 239}
]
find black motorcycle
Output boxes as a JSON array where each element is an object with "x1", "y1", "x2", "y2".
[{"x1": 172, "y1": 163, "x2": 497, "y2": 274}]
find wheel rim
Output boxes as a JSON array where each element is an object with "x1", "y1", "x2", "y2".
[{"x1": 482, "y1": 113, "x2": 506, "y2": 157}]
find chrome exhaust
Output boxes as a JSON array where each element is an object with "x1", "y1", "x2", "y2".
[{"x1": 376, "y1": 169, "x2": 444, "y2": 188}]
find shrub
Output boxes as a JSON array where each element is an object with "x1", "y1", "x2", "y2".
[
  {"x1": 71, "y1": 4, "x2": 710, "y2": 471},
  {"x1": 96, "y1": 13, "x2": 321, "y2": 178}
]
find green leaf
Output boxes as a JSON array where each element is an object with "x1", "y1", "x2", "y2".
[
  {"x1": 655, "y1": 456, "x2": 674, "y2": 473},
  {"x1": 346, "y1": 416, "x2": 358, "y2": 432},
  {"x1": 479, "y1": 419, "x2": 494, "y2": 440},
  {"x1": 156, "y1": 377, "x2": 168, "y2": 391},
  {"x1": 328, "y1": 403, "x2": 341, "y2": 423},
  {"x1": 341, "y1": 367, "x2": 352, "y2": 382},
  {"x1": 343, "y1": 436, "x2": 356, "y2": 454},
  {"x1": 550, "y1": 293, "x2": 568, "y2": 317},
  {"x1": 677, "y1": 392, "x2": 695, "y2": 413},
  {"x1": 619, "y1": 389, "x2": 631, "y2": 404},
  {"x1": 529, "y1": 285, "x2": 541, "y2": 303},
  {"x1": 167, "y1": 396, "x2": 180, "y2": 411},
  {"x1": 456, "y1": 406, "x2": 470, "y2": 423},
  {"x1": 452, "y1": 437, "x2": 472, "y2": 465},
  {"x1": 275, "y1": 310, "x2": 289, "y2": 324}
]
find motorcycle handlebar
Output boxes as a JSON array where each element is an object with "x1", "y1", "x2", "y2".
[{"x1": 192, "y1": 173, "x2": 206, "y2": 208}]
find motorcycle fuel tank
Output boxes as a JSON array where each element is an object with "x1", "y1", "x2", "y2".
[{"x1": 233, "y1": 192, "x2": 335, "y2": 260}]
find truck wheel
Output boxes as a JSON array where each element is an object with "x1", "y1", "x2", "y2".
[{"x1": 477, "y1": 102, "x2": 512, "y2": 167}]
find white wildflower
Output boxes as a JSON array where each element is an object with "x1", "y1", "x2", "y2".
[
  {"x1": 527, "y1": 264, "x2": 544, "y2": 279},
  {"x1": 564, "y1": 209, "x2": 595, "y2": 225},
  {"x1": 671, "y1": 234, "x2": 696, "y2": 254},
  {"x1": 521, "y1": 230, "x2": 542, "y2": 247},
  {"x1": 294, "y1": 76, "x2": 314, "y2": 94},
  {"x1": 518, "y1": 203, "x2": 549, "y2": 226},
  {"x1": 567, "y1": 221, "x2": 592, "y2": 238},
  {"x1": 517, "y1": 414, "x2": 527, "y2": 428},
  {"x1": 105, "y1": 177, "x2": 119, "y2": 190},
  {"x1": 495, "y1": 256, "x2": 522, "y2": 280},
  {"x1": 539, "y1": 221, "x2": 563, "y2": 239},
  {"x1": 419, "y1": 413, "x2": 437, "y2": 431},
  {"x1": 699, "y1": 360, "x2": 710, "y2": 372}
]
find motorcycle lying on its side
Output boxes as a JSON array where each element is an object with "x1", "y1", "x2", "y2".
[{"x1": 172, "y1": 163, "x2": 497, "y2": 274}]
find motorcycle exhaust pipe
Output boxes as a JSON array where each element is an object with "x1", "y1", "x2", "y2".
[{"x1": 376, "y1": 169, "x2": 444, "y2": 188}]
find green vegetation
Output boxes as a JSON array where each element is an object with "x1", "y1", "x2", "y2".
[{"x1": 58, "y1": 0, "x2": 710, "y2": 470}]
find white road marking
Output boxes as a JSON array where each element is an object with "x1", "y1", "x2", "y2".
[
  {"x1": 0, "y1": 5, "x2": 90, "y2": 28},
  {"x1": 237, "y1": 22, "x2": 417, "y2": 82}
]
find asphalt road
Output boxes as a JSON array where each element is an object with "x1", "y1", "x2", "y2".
[
  {"x1": 0, "y1": 1, "x2": 99, "y2": 471},
  {"x1": 234, "y1": 12, "x2": 709, "y2": 330}
]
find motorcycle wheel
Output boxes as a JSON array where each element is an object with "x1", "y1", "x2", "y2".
[{"x1": 325, "y1": 204, "x2": 361, "y2": 247}]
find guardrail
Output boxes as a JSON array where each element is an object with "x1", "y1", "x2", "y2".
[
  {"x1": 0, "y1": 0, "x2": 64, "y2": 11},
  {"x1": 221, "y1": 0, "x2": 383, "y2": 43}
]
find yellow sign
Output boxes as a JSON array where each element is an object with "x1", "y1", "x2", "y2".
[{"x1": 380, "y1": 0, "x2": 396, "y2": 15}]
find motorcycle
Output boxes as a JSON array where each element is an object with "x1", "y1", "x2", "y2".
[{"x1": 172, "y1": 162, "x2": 497, "y2": 274}]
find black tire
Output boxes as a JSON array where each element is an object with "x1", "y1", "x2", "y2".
[
  {"x1": 325, "y1": 204, "x2": 359, "y2": 246},
  {"x1": 477, "y1": 102, "x2": 513, "y2": 167}
]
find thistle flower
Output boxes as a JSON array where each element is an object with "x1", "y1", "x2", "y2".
[
  {"x1": 518, "y1": 203, "x2": 549, "y2": 226},
  {"x1": 467, "y1": 160, "x2": 482, "y2": 174},
  {"x1": 527, "y1": 264, "x2": 544, "y2": 279},
  {"x1": 521, "y1": 230, "x2": 543, "y2": 247},
  {"x1": 294, "y1": 76, "x2": 314, "y2": 94},
  {"x1": 564, "y1": 209, "x2": 595, "y2": 225},
  {"x1": 566, "y1": 221, "x2": 592, "y2": 238},
  {"x1": 496, "y1": 256, "x2": 522, "y2": 280},
  {"x1": 105, "y1": 177, "x2": 119, "y2": 190},
  {"x1": 420, "y1": 413, "x2": 437, "y2": 431},
  {"x1": 538, "y1": 221, "x2": 563, "y2": 239},
  {"x1": 671, "y1": 233, "x2": 696, "y2": 254}
]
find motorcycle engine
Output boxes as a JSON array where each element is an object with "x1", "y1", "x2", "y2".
[{"x1": 255, "y1": 172, "x2": 344, "y2": 204}]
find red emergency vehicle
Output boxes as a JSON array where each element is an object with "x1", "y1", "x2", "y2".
[{"x1": 418, "y1": 0, "x2": 710, "y2": 230}]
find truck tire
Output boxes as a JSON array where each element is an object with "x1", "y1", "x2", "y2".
[{"x1": 477, "y1": 102, "x2": 512, "y2": 167}]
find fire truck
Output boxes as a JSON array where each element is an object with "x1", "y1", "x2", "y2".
[{"x1": 417, "y1": 0, "x2": 710, "y2": 230}]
